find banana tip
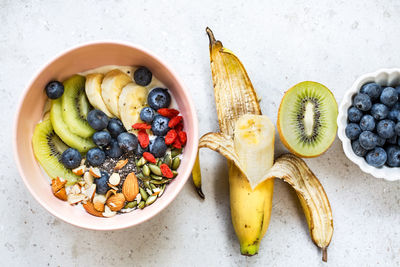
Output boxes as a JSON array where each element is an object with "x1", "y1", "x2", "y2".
[
  {"x1": 322, "y1": 247, "x2": 328, "y2": 262},
  {"x1": 196, "y1": 187, "x2": 205, "y2": 199},
  {"x1": 205, "y1": 27, "x2": 216, "y2": 45}
]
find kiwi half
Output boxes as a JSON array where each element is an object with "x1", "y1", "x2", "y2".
[
  {"x1": 277, "y1": 81, "x2": 338, "y2": 158},
  {"x1": 62, "y1": 75, "x2": 95, "y2": 138},
  {"x1": 51, "y1": 97, "x2": 95, "y2": 153},
  {"x1": 32, "y1": 118, "x2": 79, "y2": 185}
]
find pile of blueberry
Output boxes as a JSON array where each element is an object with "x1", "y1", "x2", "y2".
[{"x1": 346, "y1": 82, "x2": 400, "y2": 167}]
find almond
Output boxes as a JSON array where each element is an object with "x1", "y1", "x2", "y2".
[
  {"x1": 82, "y1": 202, "x2": 104, "y2": 217},
  {"x1": 72, "y1": 165, "x2": 86, "y2": 176},
  {"x1": 89, "y1": 167, "x2": 101, "y2": 178},
  {"x1": 105, "y1": 189, "x2": 117, "y2": 200},
  {"x1": 122, "y1": 172, "x2": 139, "y2": 201},
  {"x1": 54, "y1": 187, "x2": 68, "y2": 201},
  {"x1": 108, "y1": 173, "x2": 121, "y2": 186},
  {"x1": 114, "y1": 159, "x2": 128, "y2": 171},
  {"x1": 93, "y1": 201, "x2": 105, "y2": 212},
  {"x1": 106, "y1": 193, "x2": 125, "y2": 211},
  {"x1": 83, "y1": 184, "x2": 96, "y2": 201},
  {"x1": 51, "y1": 177, "x2": 66, "y2": 193},
  {"x1": 83, "y1": 172, "x2": 94, "y2": 187}
]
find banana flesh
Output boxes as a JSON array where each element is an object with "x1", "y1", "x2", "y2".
[
  {"x1": 85, "y1": 73, "x2": 115, "y2": 118},
  {"x1": 118, "y1": 83, "x2": 148, "y2": 131}
]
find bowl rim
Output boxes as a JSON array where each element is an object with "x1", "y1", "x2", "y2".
[
  {"x1": 337, "y1": 68, "x2": 400, "y2": 181},
  {"x1": 13, "y1": 40, "x2": 199, "y2": 230}
]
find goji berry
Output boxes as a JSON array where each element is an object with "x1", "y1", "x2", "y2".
[
  {"x1": 157, "y1": 108, "x2": 179, "y2": 118},
  {"x1": 178, "y1": 131, "x2": 187, "y2": 145},
  {"x1": 132, "y1": 123, "x2": 151, "y2": 130},
  {"x1": 138, "y1": 129, "x2": 149, "y2": 148},
  {"x1": 165, "y1": 129, "x2": 178, "y2": 145},
  {"x1": 160, "y1": 163, "x2": 174, "y2": 178},
  {"x1": 168, "y1": 116, "x2": 183, "y2": 128},
  {"x1": 143, "y1": 152, "x2": 156, "y2": 163},
  {"x1": 172, "y1": 138, "x2": 182, "y2": 149},
  {"x1": 175, "y1": 121, "x2": 184, "y2": 132}
]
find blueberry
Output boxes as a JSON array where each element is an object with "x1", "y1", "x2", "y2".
[
  {"x1": 392, "y1": 102, "x2": 400, "y2": 111},
  {"x1": 365, "y1": 147, "x2": 387, "y2": 167},
  {"x1": 387, "y1": 135, "x2": 398, "y2": 145},
  {"x1": 380, "y1": 87, "x2": 398, "y2": 107},
  {"x1": 86, "y1": 148, "x2": 106, "y2": 166},
  {"x1": 107, "y1": 118, "x2": 126, "y2": 138},
  {"x1": 386, "y1": 145, "x2": 400, "y2": 167},
  {"x1": 387, "y1": 109, "x2": 400, "y2": 122},
  {"x1": 376, "y1": 135, "x2": 386, "y2": 147},
  {"x1": 395, "y1": 122, "x2": 400, "y2": 136},
  {"x1": 370, "y1": 103, "x2": 388, "y2": 120},
  {"x1": 360, "y1": 82, "x2": 382, "y2": 100},
  {"x1": 348, "y1": 107, "x2": 363, "y2": 122},
  {"x1": 353, "y1": 93, "x2": 372, "y2": 111},
  {"x1": 135, "y1": 143, "x2": 149, "y2": 157},
  {"x1": 134, "y1": 67, "x2": 152, "y2": 86},
  {"x1": 105, "y1": 139, "x2": 123, "y2": 158},
  {"x1": 92, "y1": 131, "x2": 111, "y2": 147},
  {"x1": 396, "y1": 85, "x2": 400, "y2": 96},
  {"x1": 359, "y1": 131, "x2": 378, "y2": 150},
  {"x1": 359, "y1": 115, "x2": 375, "y2": 131},
  {"x1": 148, "y1": 88, "x2": 171, "y2": 110},
  {"x1": 151, "y1": 115, "x2": 170, "y2": 136},
  {"x1": 345, "y1": 123, "x2": 361, "y2": 140},
  {"x1": 45, "y1": 81, "x2": 64, "y2": 99},
  {"x1": 140, "y1": 107, "x2": 156, "y2": 123},
  {"x1": 351, "y1": 140, "x2": 368, "y2": 157},
  {"x1": 150, "y1": 136, "x2": 168, "y2": 158},
  {"x1": 87, "y1": 109, "x2": 109, "y2": 130},
  {"x1": 60, "y1": 148, "x2": 82, "y2": 169},
  {"x1": 376, "y1": 119, "x2": 395, "y2": 139},
  {"x1": 117, "y1": 132, "x2": 138, "y2": 152},
  {"x1": 94, "y1": 171, "x2": 110, "y2": 194}
]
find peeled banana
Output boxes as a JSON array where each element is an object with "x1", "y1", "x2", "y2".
[
  {"x1": 192, "y1": 27, "x2": 333, "y2": 261},
  {"x1": 85, "y1": 73, "x2": 114, "y2": 118},
  {"x1": 118, "y1": 83, "x2": 148, "y2": 131}
]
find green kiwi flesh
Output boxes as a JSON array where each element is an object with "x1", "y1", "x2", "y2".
[
  {"x1": 32, "y1": 118, "x2": 79, "y2": 185},
  {"x1": 277, "y1": 81, "x2": 338, "y2": 158},
  {"x1": 61, "y1": 75, "x2": 95, "y2": 138},
  {"x1": 51, "y1": 97, "x2": 95, "y2": 153}
]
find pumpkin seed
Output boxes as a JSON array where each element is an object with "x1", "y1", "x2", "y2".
[
  {"x1": 164, "y1": 153, "x2": 172, "y2": 167},
  {"x1": 150, "y1": 179, "x2": 170, "y2": 185},
  {"x1": 145, "y1": 195, "x2": 157, "y2": 206},
  {"x1": 124, "y1": 201, "x2": 137, "y2": 209},
  {"x1": 151, "y1": 174, "x2": 163, "y2": 180},
  {"x1": 157, "y1": 159, "x2": 162, "y2": 167},
  {"x1": 172, "y1": 170, "x2": 178, "y2": 177},
  {"x1": 158, "y1": 184, "x2": 166, "y2": 197},
  {"x1": 139, "y1": 187, "x2": 148, "y2": 201},
  {"x1": 136, "y1": 173, "x2": 145, "y2": 180},
  {"x1": 172, "y1": 157, "x2": 181, "y2": 170},
  {"x1": 138, "y1": 201, "x2": 145, "y2": 209},
  {"x1": 144, "y1": 180, "x2": 152, "y2": 190},
  {"x1": 148, "y1": 164, "x2": 162, "y2": 176},
  {"x1": 171, "y1": 148, "x2": 182, "y2": 158},
  {"x1": 150, "y1": 183, "x2": 157, "y2": 190},
  {"x1": 142, "y1": 164, "x2": 151, "y2": 177},
  {"x1": 137, "y1": 157, "x2": 146, "y2": 167},
  {"x1": 146, "y1": 188, "x2": 153, "y2": 195}
]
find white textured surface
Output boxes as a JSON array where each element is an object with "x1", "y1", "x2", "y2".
[{"x1": 3, "y1": 0, "x2": 400, "y2": 266}]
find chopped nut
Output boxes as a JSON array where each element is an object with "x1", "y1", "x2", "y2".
[
  {"x1": 89, "y1": 167, "x2": 101, "y2": 178},
  {"x1": 102, "y1": 205, "x2": 117, "y2": 217},
  {"x1": 67, "y1": 194, "x2": 86, "y2": 205},
  {"x1": 83, "y1": 202, "x2": 104, "y2": 217},
  {"x1": 83, "y1": 172, "x2": 94, "y2": 187},
  {"x1": 72, "y1": 165, "x2": 86, "y2": 176},
  {"x1": 114, "y1": 159, "x2": 128, "y2": 171},
  {"x1": 106, "y1": 193, "x2": 125, "y2": 211},
  {"x1": 108, "y1": 173, "x2": 121, "y2": 186}
]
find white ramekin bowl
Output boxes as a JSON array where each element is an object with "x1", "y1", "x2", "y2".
[{"x1": 337, "y1": 68, "x2": 400, "y2": 181}]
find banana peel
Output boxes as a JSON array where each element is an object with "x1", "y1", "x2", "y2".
[{"x1": 192, "y1": 27, "x2": 333, "y2": 261}]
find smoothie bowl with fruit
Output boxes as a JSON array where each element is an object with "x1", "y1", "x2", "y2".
[{"x1": 14, "y1": 42, "x2": 198, "y2": 229}]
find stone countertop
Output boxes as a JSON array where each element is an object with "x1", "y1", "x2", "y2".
[{"x1": 2, "y1": 0, "x2": 400, "y2": 266}]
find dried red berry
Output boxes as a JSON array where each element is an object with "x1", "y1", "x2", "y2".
[
  {"x1": 143, "y1": 152, "x2": 156, "y2": 163},
  {"x1": 157, "y1": 108, "x2": 179, "y2": 119},
  {"x1": 172, "y1": 138, "x2": 182, "y2": 149},
  {"x1": 138, "y1": 130, "x2": 149, "y2": 148},
  {"x1": 178, "y1": 131, "x2": 187, "y2": 145},
  {"x1": 132, "y1": 123, "x2": 151, "y2": 130},
  {"x1": 160, "y1": 163, "x2": 174, "y2": 178},
  {"x1": 175, "y1": 121, "x2": 184, "y2": 132},
  {"x1": 165, "y1": 129, "x2": 178, "y2": 145},
  {"x1": 168, "y1": 116, "x2": 183, "y2": 128}
]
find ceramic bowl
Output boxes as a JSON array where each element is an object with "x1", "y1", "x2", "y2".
[
  {"x1": 13, "y1": 41, "x2": 199, "y2": 229},
  {"x1": 337, "y1": 68, "x2": 400, "y2": 181}
]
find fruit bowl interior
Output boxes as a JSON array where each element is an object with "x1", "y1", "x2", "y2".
[
  {"x1": 13, "y1": 41, "x2": 198, "y2": 230},
  {"x1": 337, "y1": 68, "x2": 400, "y2": 181}
]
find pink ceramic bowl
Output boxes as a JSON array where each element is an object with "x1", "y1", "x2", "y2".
[{"x1": 13, "y1": 41, "x2": 198, "y2": 230}]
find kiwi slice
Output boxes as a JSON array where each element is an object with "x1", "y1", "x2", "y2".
[
  {"x1": 51, "y1": 97, "x2": 95, "y2": 153},
  {"x1": 61, "y1": 75, "x2": 95, "y2": 138},
  {"x1": 277, "y1": 81, "x2": 338, "y2": 158},
  {"x1": 32, "y1": 118, "x2": 79, "y2": 185},
  {"x1": 78, "y1": 89, "x2": 92, "y2": 119}
]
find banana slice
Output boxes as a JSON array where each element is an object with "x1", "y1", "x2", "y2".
[
  {"x1": 101, "y1": 69, "x2": 132, "y2": 117},
  {"x1": 118, "y1": 83, "x2": 148, "y2": 131},
  {"x1": 85, "y1": 73, "x2": 114, "y2": 117}
]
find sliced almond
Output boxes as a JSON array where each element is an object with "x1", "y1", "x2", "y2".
[
  {"x1": 83, "y1": 184, "x2": 96, "y2": 201},
  {"x1": 102, "y1": 205, "x2": 117, "y2": 217},
  {"x1": 106, "y1": 193, "x2": 125, "y2": 211},
  {"x1": 122, "y1": 172, "x2": 139, "y2": 201},
  {"x1": 93, "y1": 194, "x2": 107, "y2": 204},
  {"x1": 70, "y1": 184, "x2": 81, "y2": 195},
  {"x1": 135, "y1": 192, "x2": 141, "y2": 203},
  {"x1": 83, "y1": 202, "x2": 104, "y2": 217},
  {"x1": 93, "y1": 201, "x2": 105, "y2": 212},
  {"x1": 89, "y1": 167, "x2": 101, "y2": 178},
  {"x1": 83, "y1": 172, "x2": 94, "y2": 187},
  {"x1": 78, "y1": 180, "x2": 86, "y2": 187},
  {"x1": 114, "y1": 159, "x2": 128, "y2": 171},
  {"x1": 54, "y1": 187, "x2": 68, "y2": 201},
  {"x1": 51, "y1": 177, "x2": 66, "y2": 193},
  {"x1": 68, "y1": 194, "x2": 86, "y2": 205},
  {"x1": 72, "y1": 165, "x2": 86, "y2": 176},
  {"x1": 105, "y1": 189, "x2": 117, "y2": 200},
  {"x1": 108, "y1": 173, "x2": 121, "y2": 186}
]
